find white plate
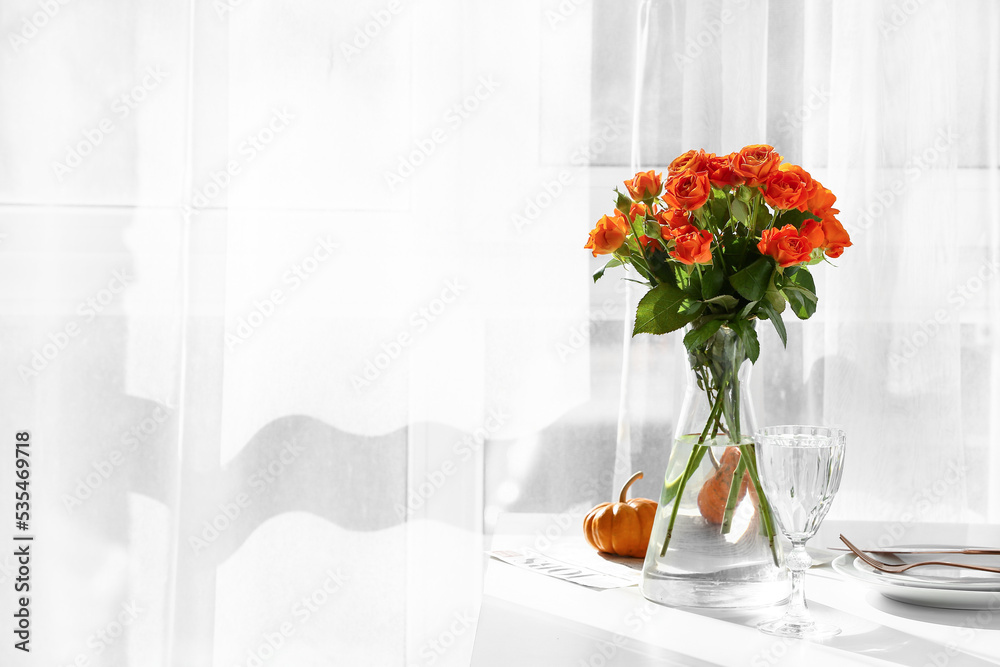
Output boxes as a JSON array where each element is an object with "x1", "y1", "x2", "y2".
[
  {"x1": 805, "y1": 545, "x2": 840, "y2": 566},
  {"x1": 832, "y1": 555, "x2": 1000, "y2": 610}
]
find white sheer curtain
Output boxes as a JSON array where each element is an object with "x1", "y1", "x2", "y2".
[
  {"x1": 0, "y1": 1, "x2": 998, "y2": 666},
  {"x1": 2, "y1": 1, "x2": 592, "y2": 665}
]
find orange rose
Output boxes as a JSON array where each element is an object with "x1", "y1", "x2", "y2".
[
  {"x1": 757, "y1": 224, "x2": 814, "y2": 267},
  {"x1": 732, "y1": 144, "x2": 781, "y2": 187},
  {"x1": 706, "y1": 153, "x2": 743, "y2": 189},
  {"x1": 670, "y1": 229, "x2": 714, "y2": 265},
  {"x1": 662, "y1": 170, "x2": 711, "y2": 211},
  {"x1": 665, "y1": 223, "x2": 698, "y2": 239},
  {"x1": 669, "y1": 149, "x2": 711, "y2": 175},
  {"x1": 798, "y1": 215, "x2": 852, "y2": 258},
  {"x1": 805, "y1": 182, "x2": 837, "y2": 217},
  {"x1": 763, "y1": 163, "x2": 813, "y2": 211},
  {"x1": 625, "y1": 170, "x2": 663, "y2": 201},
  {"x1": 820, "y1": 217, "x2": 852, "y2": 258},
  {"x1": 799, "y1": 218, "x2": 826, "y2": 249},
  {"x1": 639, "y1": 234, "x2": 663, "y2": 252},
  {"x1": 585, "y1": 213, "x2": 630, "y2": 257},
  {"x1": 655, "y1": 207, "x2": 691, "y2": 230}
]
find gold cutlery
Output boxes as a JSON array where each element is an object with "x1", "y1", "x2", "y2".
[
  {"x1": 828, "y1": 546, "x2": 1000, "y2": 555},
  {"x1": 839, "y1": 535, "x2": 1000, "y2": 575}
]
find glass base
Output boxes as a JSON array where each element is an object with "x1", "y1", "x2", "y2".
[
  {"x1": 641, "y1": 570, "x2": 789, "y2": 609},
  {"x1": 757, "y1": 617, "x2": 841, "y2": 639}
]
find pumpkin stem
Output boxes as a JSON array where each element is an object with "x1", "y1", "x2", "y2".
[{"x1": 618, "y1": 471, "x2": 643, "y2": 503}]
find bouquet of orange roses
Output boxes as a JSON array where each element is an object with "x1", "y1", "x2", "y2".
[{"x1": 586, "y1": 144, "x2": 851, "y2": 561}]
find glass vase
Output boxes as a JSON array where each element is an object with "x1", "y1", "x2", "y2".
[{"x1": 640, "y1": 322, "x2": 789, "y2": 608}]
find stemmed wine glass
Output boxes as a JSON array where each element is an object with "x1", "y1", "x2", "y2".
[{"x1": 754, "y1": 425, "x2": 846, "y2": 639}]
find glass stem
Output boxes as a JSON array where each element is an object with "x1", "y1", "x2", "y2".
[
  {"x1": 784, "y1": 541, "x2": 813, "y2": 625},
  {"x1": 730, "y1": 366, "x2": 741, "y2": 445}
]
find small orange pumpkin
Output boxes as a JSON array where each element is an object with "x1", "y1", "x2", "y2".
[{"x1": 583, "y1": 471, "x2": 657, "y2": 558}]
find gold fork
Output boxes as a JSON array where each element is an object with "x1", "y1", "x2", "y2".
[{"x1": 839, "y1": 535, "x2": 1000, "y2": 575}]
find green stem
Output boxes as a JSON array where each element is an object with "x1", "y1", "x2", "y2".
[
  {"x1": 700, "y1": 370, "x2": 719, "y2": 452},
  {"x1": 719, "y1": 455, "x2": 747, "y2": 535},
  {"x1": 626, "y1": 214, "x2": 656, "y2": 287},
  {"x1": 696, "y1": 367, "x2": 715, "y2": 406},
  {"x1": 659, "y1": 391, "x2": 725, "y2": 557},
  {"x1": 730, "y1": 363, "x2": 742, "y2": 445},
  {"x1": 693, "y1": 206, "x2": 707, "y2": 229},
  {"x1": 739, "y1": 443, "x2": 781, "y2": 567},
  {"x1": 702, "y1": 369, "x2": 719, "y2": 470}
]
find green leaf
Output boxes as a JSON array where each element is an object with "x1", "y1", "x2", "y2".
[
  {"x1": 775, "y1": 208, "x2": 821, "y2": 230},
  {"x1": 703, "y1": 294, "x2": 739, "y2": 310},
  {"x1": 764, "y1": 287, "x2": 786, "y2": 314},
  {"x1": 680, "y1": 300, "x2": 704, "y2": 317},
  {"x1": 684, "y1": 319, "x2": 724, "y2": 351},
  {"x1": 759, "y1": 300, "x2": 787, "y2": 347},
  {"x1": 783, "y1": 269, "x2": 817, "y2": 319},
  {"x1": 738, "y1": 300, "x2": 758, "y2": 319},
  {"x1": 709, "y1": 196, "x2": 729, "y2": 224},
  {"x1": 626, "y1": 249, "x2": 656, "y2": 284},
  {"x1": 700, "y1": 264, "x2": 725, "y2": 300},
  {"x1": 633, "y1": 283, "x2": 698, "y2": 336},
  {"x1": 783, "y1": 284, "x2": 818, "y2": 303},
  {"x1": 592, "y1": 258, "x2": 622, "y2": 283},
  {"x1": 731, "y1": 319, "x2": 760, "y2": 364},
  {"x1": 764, "y1": 270, "x2": 786, "y2": 315},
  {"x1": 729, "y1": 257, "x2": 773, "y2": 302},
  {"x1": 755, "y1": 206, "x2": 773, "y2": 232},
  {"x1": 721, "y1": 235, "x2": 754, "y2": 270},
  {"x1": 731, "y1": 199, "x2": 750, "y2": 225},
  {"x1": 678, "y1": 265, "x2": 701, "y2": 298}
]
